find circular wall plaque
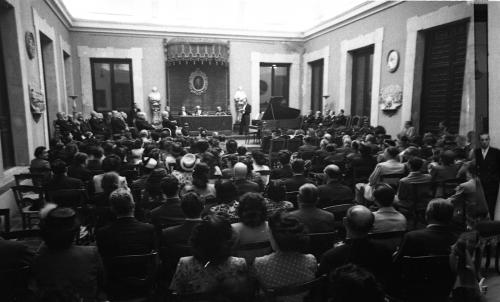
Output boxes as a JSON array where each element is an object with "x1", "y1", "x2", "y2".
[
  {"x1": 189, "y1": 68, "x2": 208, "y2": 95},
  {"x1": 386, "y1": 50, "x2": 399, "y2": 73}
]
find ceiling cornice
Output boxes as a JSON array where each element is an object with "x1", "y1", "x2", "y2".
[{"x1": 46, "y1": 0, "x2": 402, "y2": 42}]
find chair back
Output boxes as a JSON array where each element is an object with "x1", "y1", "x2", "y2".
[
  {"x1": 409, "y1": 181, "x2": 435, "y2": 229},
  {"x1": 47, "y1": 189, "x2": 89, "y2": 208},
  {"x1": 0, "y1": 208, "x2": 10, "y2": 233},
  {"x1": 380, "y1": 173, "x2": 406, "y2": 189},
  {"x1": 14, "y1": 173, "x2": 45, "y2": 187},
  {"x1": 285, "y1": 191, "x2": 299, "y2": 205},
  {"x1": 11, "y1": 185, "x2": 45, "y2": 212},
  {"x1": 270, "y1": 138, "x2": 287, "y2": 153},
  {"x1": 305, "y1": 232, "x2": 338, "y2": 260},
  {"x1": 262, "y1": 274, "x2": 327, "y2": 302},
  {"x1": 435, "y1": 178, "x2": 462, "y2": 198},
  {"x1": 107, "y1": 252, "x2": 158, "y2": 300},
  {"x1": 400, "y1": 255, "x2": 455, "y2": 300},
  {"x1": 322, "y1": 204, "x2": 353, "y2": 222}
]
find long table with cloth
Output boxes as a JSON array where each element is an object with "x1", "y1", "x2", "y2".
[{"x1": 176, "y1": 115, "x2": 233, "y2": 131}]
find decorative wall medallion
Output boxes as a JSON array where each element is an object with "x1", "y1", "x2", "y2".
[
  {"x1": 25, "y1": 31, "x2": 36, "y2": 60},
  {"x1": 189, "y1": 68, "x2": 208, "y2": 95},
  {"x1": 379, "y1": 84, "x2": 402, "y2": 114},
  {"x1": 29, "y1": 85, "x2": 45, "y2": 122},
  {"x1": 386, "y1": 50, "x2": 399, "y2": 73}
]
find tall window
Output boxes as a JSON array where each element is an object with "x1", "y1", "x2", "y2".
[
  {"x1": 91, "y1": 59, "x2": 133, "y2": 114},
  {"x1": 259, "y1": 63, "x2": 290, "y2": 112},
  {"x1": 350, "y1": 45, "x2": 374, "y2": 117}
]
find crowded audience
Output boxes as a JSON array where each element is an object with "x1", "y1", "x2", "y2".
[{"x1": 1, "y1": 109, "x2": 492, "y2": 302}]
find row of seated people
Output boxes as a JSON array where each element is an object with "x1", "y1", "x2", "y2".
[{"x1": 1, "y1": 180, "x2": 475, "y2": 302}]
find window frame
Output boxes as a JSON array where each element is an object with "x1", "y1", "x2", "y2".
[{"x1": 260, "y1": 62, "x2": 291, "y2": 108}]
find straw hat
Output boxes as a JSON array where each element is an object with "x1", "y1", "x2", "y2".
[{"x1": 180, "y1": 153, "x2": 197, "y2": 172}]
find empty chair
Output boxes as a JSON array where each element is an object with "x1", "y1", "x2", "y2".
[{"x1": 11, "y1": 185, "x2": 45, "y2": 230}]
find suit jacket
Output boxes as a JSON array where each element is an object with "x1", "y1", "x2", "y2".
[
  {"x1": 394, "y1": 225, "x2": 457, "y2": 262},
  {"x1": 0, "y1": 239, "x2": 35, "y2": 270},
  {"x1": 232, "y1": 179, "x2": 260, "y2": 196},
  {"x1": 135, "y1": 119, "x2": 155, "y2": 131},
  {"x1": 317, "y1": 182, "x2": 354, "y2": 208},
  {"x1": 243, "y1": 104, "x2": 251, "y2": 115},
  {"x1": 475, "y1": 147, "x2": 500, "y2": 184},
  {"x1": 96, "y1": 217, "x2": 156, "y2": 261},
  {"x1": 89, "y1": 117, "x2": 105, "y2": 134},
  {"x1": 282, "y1": 174, "x2": 313, "y2": 192},
  {"x1": 160, "y1": 220, "x2": 201, "y2": 247},
  {"x1": 397, "y1": 172, "x2": 432, "y2": 204},
  {"x1": 150, "y1": 198, "x2": 185, "y2": 229},
  {"x1": 33, "y1": 245, "x2": 104, "y2": 300},
  {"x1": 46, "y1": 175, "x2": 84, "y2": 191},
  {"x1": 289, "y1": 207, "x2": 335, "y2": 233},
  {"x1": 67, "y1": 165, "x2": 93, "y2": 182},
  {"x1": 111, "y1": 117, "x2": 127, "y2": 133},
  {"x1": 270, "y1": 164, "x2": 293, "y2": 180},
  {"x1": 178, "y1": 111, "x2": 191, "y2": 116}
]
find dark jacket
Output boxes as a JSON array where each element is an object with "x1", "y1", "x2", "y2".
[
  {"x1": 393, "y1": 225, "x2": 458, "y2": 262},
  {"x1": 89, "y1": 117, "x2": 105, "y2": 135},
  {"x1": 135, "y1": 119, "x2": 155, "y2": 131},
  {"x1": 149, "y1": 198, "x2": 185, "y2": 230},
  {"x1": 111, "y1": 117, "x2": 127, "y2": 134},
  {"x1": 96, "y1": 217, "x2": 156, "y2": 261},
  {"x1": 270, "y1": 164, "x2": 293, "y2": 180},
  {"x1": 0, "y1": 239, "x2": 35, "y2": 270},
  {"x1": 68, "y1": 165, "x2": 93, "y2": 182},
  {"x1": 289, "y1": 207, "x2": 335, "y2": 233},
  {"x1": 232, "y1": 179, "x2": 260, "y2": 196},
  {"x1": 282, "y1": 175, "x2": 313, "y2": 192},
  {"x1": 317, "y1": 182, "x2": 354, "y2": 208},
  {"x1": 160, "y1": 220, "x2": 201, "y2": 247},
  {"x1": 46, "y1": 175, "x2": 84, "y2": 191},
  {"x1": 475, "y1": 147, "x2": 500, "y2": 184}
]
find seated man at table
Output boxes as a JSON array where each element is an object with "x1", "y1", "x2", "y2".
[
  {"x1": 215, "y1": 106, "x2": 226, "y2": 116},
  {"x1": 193, "y1": 106, "x2": 203, "y2": 116},
  {"x1": 178, "y1": 106, "x2": 191, "y2": 116},
  {"x1": 161, "y1": 111, "x2": 177, "y2": 136}
]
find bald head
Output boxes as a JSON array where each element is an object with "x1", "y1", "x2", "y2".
[
  {"x1": 344, "y1": 205, "x2": 374, "y2": 236},
  {"x1": 324, "y1": 164, "x2": 341, "y2": 180},
  {"x1": 234, "y1": 162, "x2": 248, "y2": 180}
]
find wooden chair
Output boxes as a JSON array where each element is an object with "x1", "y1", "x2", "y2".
[
  {"x1": 14, "y1": 173, "x2": 45, "y2": 187},
  {"x1": 269, "y1": 138, "x2": 287, "y2": 154},
  {"x1": 11, "y1": 185, "x2": 45, "y2": 230},
  {"x1": 0, "y1": 208, "x2": 10, "y2": 233},
  {"x1": 398, "y1": 255, "x2": 455, "y2": 302},
  {"x1": 380, "y1": 173, "x2": 406, "y2": 190},
  {"x1": 408, "y1": 181, "x2": 435, "y2": 229},
  {"x1": 434, "y1": 178, "x2": 462, "y2": 198},
  {"x1": 262, "y1": 274, "x2": 327, "y2": 302},
  {"x1": 323, "y1": 204, "x2": 353, "y2": 222},
  {"x1": 106, "y1": 252, "x2": 159, "y2": 301},
  {"x1": 306, "y1": 231, "x2": 338, "y2": 260}
]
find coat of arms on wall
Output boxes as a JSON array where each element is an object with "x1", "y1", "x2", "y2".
[
  {"x1": 189, "y1": 68, "x2": 208, "y2": 95},
  {"x1": 25, "y1": 31, "x2": 36, "y2": 60},
  {"x1": 379, "y1": 84, "x2": 402, "y2": 114}
]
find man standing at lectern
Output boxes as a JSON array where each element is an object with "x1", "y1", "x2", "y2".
[{"x1": 239, "y1": 99, "x2": 251, "y2": 135}]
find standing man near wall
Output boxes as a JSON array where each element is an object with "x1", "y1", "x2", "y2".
[
  {"x1": 239, "y1": 99, "x2": 251, "y2": 135},
  {"x1": 475, "y1": 133, "x2": 500, "y2": 219}
]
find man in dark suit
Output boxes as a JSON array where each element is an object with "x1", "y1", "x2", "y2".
[
  {"x1": 289, "y1": 183, "x2": 335, "y2": 233},
  {"x1": 150, "y1": 175, "x2": 185, "y2": 231},
  {"x1": 89, "y1": 111, "x2": 105, "y2": 136},
  {"x1": 96, "y1": 188, "x2": 156, "y2": 262},
  {"x1": 298, "y1": 136, "x2": 319, "y2": 160},
  {"x1": 318, "y1": 205, "x2": 392, "y2": 289},
  {"x1": 317, "y1": 164, "x2": 354, "y2": 208},
  {"x1": 134, "y1": 112, "x2": 155, "y2": 131},
  {"x1": 161, "y1": 111, "x2": 177, "y2": 137},
  {"x1": 475, "y1": 133, "x2": 500, "y2": 218},
  {"x1": 394, "y1": 198, "x2": 457, "y2": 262},
  {"x1": 47, "y1": 159, "x2": 84, "y2": 191},
  {"x1": 232, "y1": 162, "x2": 260, "y2": 197},
  {"x1": 282, "y1": 159, "x2": 313, "y2": 192},
  {"x1": 270, "y1": 150, "x2": 293, "y2": 180},
  {"x1": 110, "y1": 111, "x2": 128, "y2": 135},
  {"x1": 239, "y1": 99, "x2": 251, "y2": 135},
  {"x1": 178, "y1": 106, "x2": 191, "y2": 116}
]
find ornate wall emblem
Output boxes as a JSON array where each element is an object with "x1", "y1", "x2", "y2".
[
  {"x1": 189, "y1": 68, "x2": 208, "y2": 95},
  {"x1": 29, "y1": 85, "x2": 45, "y2": 122},
  {"x1": 25, "y1": 31, "x2": 36, "y2": 60},
  {"x1": 379, "y1": 84, "x2": 402, "y2": 113}
]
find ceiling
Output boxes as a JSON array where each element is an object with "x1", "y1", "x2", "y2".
[{"x1": 56, "y1": 0, "x2": 379, "y2": 38}]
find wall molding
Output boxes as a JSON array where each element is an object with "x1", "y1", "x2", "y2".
[
  {"x1": 338, "y1": 27, "x2": 383, "y2": 126},
  {"x1": 59, "y1": 34, "x2": 72, "y2": 113},
  {"x1": 401, "y1": 3, "x2": 471, "y2": 130},
  {"x1": 33, "y1": 7, "x2": 60, "y2": 147},
  {"x1": 77, "y1": 46, "x2": 144, "y2": 114},
  {"x1": 250, "y1": 52, "x2": 301, "y2": 120},
  {"x1": 302, "y1": 46, "x2": 330, "y2": 113}
]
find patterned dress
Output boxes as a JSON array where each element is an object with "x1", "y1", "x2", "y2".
[
  {"x1": 252, "y1": 252, "x2": 317, "y2": 302},
  {"x1": 169, "y1": 256, "x2": 247, "y2": 294}
]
